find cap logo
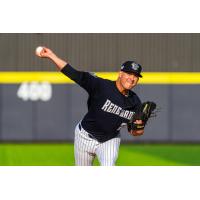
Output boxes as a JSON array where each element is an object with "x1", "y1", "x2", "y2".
[{"x1": 131, "y1": 63, "x2": 139, "y2": 71}]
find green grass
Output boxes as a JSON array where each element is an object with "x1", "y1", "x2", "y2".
[{"x1": 0, "y1": 143, "x2": 200, "y2": 166}]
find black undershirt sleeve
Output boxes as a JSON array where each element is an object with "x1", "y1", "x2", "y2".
[{"x1": 61, "y1": 63, "x2": 99, "y2": 94}]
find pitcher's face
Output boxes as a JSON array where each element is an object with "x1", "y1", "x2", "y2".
[{"x1": 118, "y1": 71, "x2": 139, "y2": 90}]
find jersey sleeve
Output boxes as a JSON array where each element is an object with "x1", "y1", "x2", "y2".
[
  {"x1": 61, "y1": 63, "x2": 99, "y2": 94},
  {"x1": 134, "y1": 96, "x2": 142, "y2": 113},
  {"x1": 128, "y1": 92, "x2": 142, "y2": 113}
]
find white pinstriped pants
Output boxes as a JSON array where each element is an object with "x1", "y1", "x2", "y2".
[{"x1": 74, "y1": 123, "x2": 121, "y2": 166}]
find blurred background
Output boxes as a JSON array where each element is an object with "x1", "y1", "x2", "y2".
[{"x1": 0, "y1": 33, "x2": 200, "y2": 166}]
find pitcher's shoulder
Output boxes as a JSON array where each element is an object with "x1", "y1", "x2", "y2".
[{"x1": 129, "y1": 90, "x2": 141, "y2": 102}]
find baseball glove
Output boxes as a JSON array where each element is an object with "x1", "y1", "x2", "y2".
[{"x1": 127, "y1": 101, "x2": 157, "y2": 131}]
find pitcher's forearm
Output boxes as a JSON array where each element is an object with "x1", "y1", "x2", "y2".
[{"x1": 49, "y1": 53, "x2": 68, "y2": 71}]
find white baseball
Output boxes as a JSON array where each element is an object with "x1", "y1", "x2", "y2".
[{"x1": 35, "y1": 46, "x2": 44, "y2": 57}]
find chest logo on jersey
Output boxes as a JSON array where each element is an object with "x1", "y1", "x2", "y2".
[{"x1": 101, "y1": 99, "x2": 134, "y2": 120}]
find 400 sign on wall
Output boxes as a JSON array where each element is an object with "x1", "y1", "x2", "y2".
[{"x1": 17, "y1": 82, "x2": 52, "y2": 101}]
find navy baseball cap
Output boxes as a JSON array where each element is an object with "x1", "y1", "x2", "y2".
[{"x1": 121, "y1": 61, "x2": 142, "y2": 77}]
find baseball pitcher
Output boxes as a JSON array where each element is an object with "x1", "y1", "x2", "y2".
[{"x1": 36, "y1": 47, "x2": 156, "y2": 166}]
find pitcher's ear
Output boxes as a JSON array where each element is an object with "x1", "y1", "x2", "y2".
[{"x1": 119, "y1": 71, "x2": 123, "y2": 78}]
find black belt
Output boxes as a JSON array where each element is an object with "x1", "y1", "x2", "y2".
[
  {"x1": 78, "y1": 123, "x2": 82, "y2": 131},
  {"x1": 78, "y1": 123, "x2": 96, "y2": 140}
]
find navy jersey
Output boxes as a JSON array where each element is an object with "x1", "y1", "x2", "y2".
[{"x1": 61, "y1": 64, "x2": 142, "y2": 142}]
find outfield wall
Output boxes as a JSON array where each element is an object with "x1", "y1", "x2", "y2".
[
  {"x1": 0, "y1": 72, "x2": 199, "y2": 143},
  {"x1": 1, "y1": 33, "x2": 200, "y2": 72}
]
